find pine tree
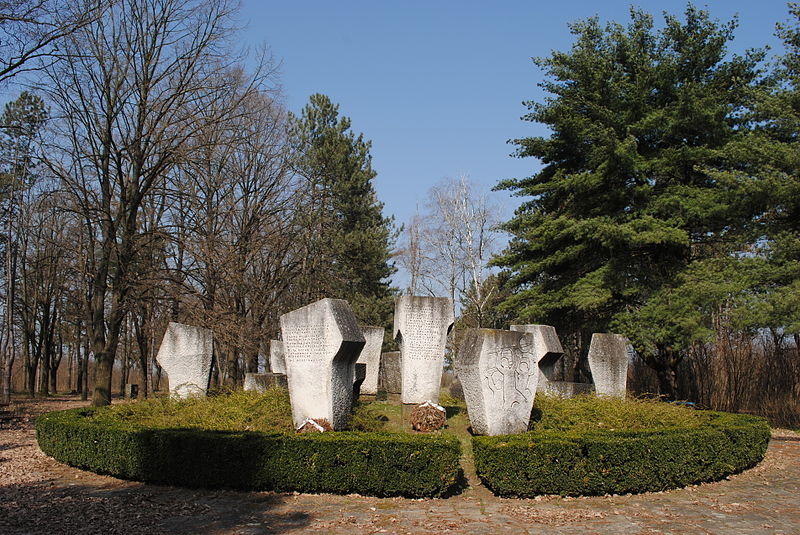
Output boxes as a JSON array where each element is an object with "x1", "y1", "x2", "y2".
[
  {"x1": 494, "y1": 6, "x2": 766, "y2": 397},
  {"x1": 288, "y1": 94, "x2": 397, "y2": 327}
]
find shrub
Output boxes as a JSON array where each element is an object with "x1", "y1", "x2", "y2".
[
  {"x1": 36, "y1": 407, "x2": 461, "y2": 498},
  {"x1": 474, "y1": 410, "x2": 770, "y2": 497}
]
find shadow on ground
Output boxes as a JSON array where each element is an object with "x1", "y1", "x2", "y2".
[{"x1": 0, "y1": 479, "x2": 311, "y2": 535}]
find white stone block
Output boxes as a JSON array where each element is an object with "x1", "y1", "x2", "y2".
[
  {"x1": 393, "y1": 296, "x2": 454, "y2": 404},
  {"x1": 280, "y1": 298, "x2": 365, "y2": 430},
  {"x1": 510, "y1": 324, "x2": 564, "y2": 388},
  {"x1": 587, "y1": 333, "x2": 629, "y2": 398},
  {"x1": 455, "y1": 329, "x2": 538, "y2": 436},
  {"x1": 155, "y1": 322, "x2": 213, "y2": 399},
  {"x1": 356, "y1": 326, "x2": 384, "y2": 395},
  {"x1": 269, "y1": 339, "x2": 286, "y2": 374}
]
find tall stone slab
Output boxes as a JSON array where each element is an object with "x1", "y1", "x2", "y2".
[
  {"x1": 356, "y1": 326, "x2": 384, "y2": 395},
  {"x1": 378, "y1": 351, "x2": 401, "y2": 394},
  {"x1": 455, "y1": 329, "x2": 538, "y2": 436},
  {"x1": 510, "y1": 325, "x2": 564, "y2": 388},
  {"x1": 269, "y1": 339, "x2": 286, "y2": 374},
  {"x1": 393, "y1": 296, "x2": 454, "y2": 404},
  {"x1": 280, "y1": 298, "x2": 365, "y2": 430},
  {"x1": 155, "y1": 322, "x2": 213, "y2": 399},
  {"x1": 587, "y1": 333, "x2": 629, "y2": 398}
]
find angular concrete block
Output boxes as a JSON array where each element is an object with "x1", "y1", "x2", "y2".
[
  {"x1": 455, "y1": 329, "x2": 538, "y2": 436},
  {"x1": 510, "y1": 324, "x2": 564, "y2": 388},
  {"x1": 356, "y1": 326, "x2": 384, "y2": 395},
  {"x1": 587, "y1": 333, "x2": 629, "y2": 398},
  {"x1": 378, "y1": 351, "x2": 401, "y2": 394},
  {"x1": 269, "y1": 339, "x2": 286, "y2": 374},
  {"x1": 280, "y1": 298, "x2": 365, "y2": 430},
  {"x1": 393, "y1": 296, "x2": 454, "y2": 404},
  {"x1": 155, "y1": 322, "x2": 213, "y2": 399},
  {"x1": 244, "y1": 372, "x2": 288, "y2": 392}
]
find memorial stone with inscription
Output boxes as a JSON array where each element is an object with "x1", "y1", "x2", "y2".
[
  {"x1": 587, "y1": 333, "x2": 629, "y2": 398},
  {"x1": 456, "y1": 329, "x2": 538, "y2": 436},
  {"x1": 269, "y1": 339, "x2": 286, "y2": 375},
  {"x1": 393, "y1": 296, "x2": 454, "y2": 404},
  {"x1": 356, "y1": 326, "x2": 384, "y2": 395},
  {"x1": 155, "y1": 322, "x2": 213, "y2": 399},
  {"x1": 280, "y1": 298, "x2": 365, "y2": 430}
]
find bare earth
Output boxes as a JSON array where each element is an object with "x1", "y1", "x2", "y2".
[{"x1": 1, "y1": 396, "x2": 799, "y2": 535}]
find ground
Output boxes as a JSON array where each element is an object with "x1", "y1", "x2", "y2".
[{"x1": 1, "y1": 396, "x2": 799, "y2": 535}]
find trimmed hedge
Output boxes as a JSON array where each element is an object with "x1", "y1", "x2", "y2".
[
  {"x1": 36, "y1": 407, "x2": 461, "y2": 498},
  {"x1": 473, "y1": 411, "x2": 770, "y2": 497}
]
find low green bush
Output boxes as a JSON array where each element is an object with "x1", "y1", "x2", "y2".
[
  {"x1": 36, "y1": 407, "x2": 461, "y2": 498},
  {"x1": 474, "y1": 410, "x2": 770, "y2": 497}
]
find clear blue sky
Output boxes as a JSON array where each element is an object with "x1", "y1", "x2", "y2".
[{"x1": 240, "y1": 1, "x2": 792, "y2": 231}]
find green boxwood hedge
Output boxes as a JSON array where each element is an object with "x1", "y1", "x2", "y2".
[
  {"x1": 37, "y1": 407, "x2": 461, "y2": 498},
  {"x1": 473, "y1": 411, "x2": 770, "y2": 497}
]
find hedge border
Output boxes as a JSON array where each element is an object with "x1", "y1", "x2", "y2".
[
  {"x1": 473, "y1": 411, "x2": 770, "y2": 497},
  {"x1": 36, "y1": 407, "x2": 461, "y2": 498}
]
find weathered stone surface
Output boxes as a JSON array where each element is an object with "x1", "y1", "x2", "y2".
[
  {"x1": 510, "y1": 324, "x2": 564, "y2": 390},
  {"x1": 243, "y1": 373, "x2": 288, "y2": 392},
  {"x1": 393, "y1": 296, "x2": 454, "y2": 404},
  {"x1": 455, "y1": 329, "x2": 538, "y2": 436},
  {"x1": 378, "y1": 351, "x2": 401, "y2": 394},
  {"x1": 155, "y1": 322, "x2": 213, "y2": 399},
  {"x1": 587, "y1": 333, "x2": 629, "y2": 398},
  {"x1": 269, "y1": 340, "x2": 286, "y2": 375},
  {"x1": 540, "y1": 381, "x2": 594, "y2": 397},
  {"x1": 356, "y1": 326, "x2": 384, "y2": 395},
  {"x1": 280, "y1": 298, "x2": 365, "y2": 430}
]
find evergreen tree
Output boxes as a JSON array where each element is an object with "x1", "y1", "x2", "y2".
[
  {"x1": 494, "y1": 6, "x2": 766, "y2": 397},
  {"x1": 288, "y1": 93, "x2": 397, "y2": 327}
]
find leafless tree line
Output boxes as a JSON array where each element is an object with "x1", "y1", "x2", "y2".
[{"x1": 0, "y1": 0, "x2": 374, "y2": 405}]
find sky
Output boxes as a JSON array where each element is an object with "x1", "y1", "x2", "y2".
[{"x1": 239, "y1": 0, "x2": 793, "y2": 233}]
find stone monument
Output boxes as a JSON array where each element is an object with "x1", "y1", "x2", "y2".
[
  {"x1": 356, "y1": 326, "x2": 384, "y2": 395},
  {"x1": 393, "y1": 296, "x2": 454, "y2": 404},
  {"x1": 269, "y1": 339, "x2": 286, "y2": 374},
  {"x1": 587, "y1": 333, "x2": 629, "y2": 398},
  {"x1": 244, "y1": 372, "x2": 288, "y2": 392},
  {"x1": 378, "y1": 351, "x2": 401, "y2": 394},
  {"x1": 155, "y1": 322, "x2": 213, "y2": 399},
  {"x1": 509, "y1": 324, "x2": 564, "y2": 388},
  {"x1": 280, "y1": 298, "x2": 365, "y2": 430},
  {"x1": 456, "y1": 328, "x2": 538, "y2": 436}
]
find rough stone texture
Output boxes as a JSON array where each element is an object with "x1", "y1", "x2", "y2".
[
  {"x1": 355, "y1": 326, "x2": 384, "y2": 395},
  {"x1": 393, "y1": 296, "x2": 454, "y2": 404},
  {"x1": 280, "y1": 298, "x2": 365, "y2": 430},
  {"x1": 243, "y1": 373, "x2": 288, "y2": 392},
  {"x1": 456, "y1": 329, "x2": 538, "y2": 436},
  {"x1": 540, "y1": 381, "x2": 595, "y2": 397},
  {"x1": 378, "y1": 351, "x2": 401, "y2": 394},
  {"x1": 509, "y1": 325, "x2": 564, "y2": 390},
  {"x1": 155, "y1": 322, "x2": 213, "y2": 399},
  {"x1": 587, "y1": 333, "x2": 629, "y2": 398},
  {"x1": 269, "y1": 339, "x2": 286, "y2": 375}
]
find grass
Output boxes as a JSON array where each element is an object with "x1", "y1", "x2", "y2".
[
  {"x1": 86, "y1": 388, "x2": 294, "y2": 433},
  {"x1": 82, "y1": 388, "x2": 706, "y2": 439},
  {"x1": 529, "y1": 394, "x2": 711, "y2": 433}
]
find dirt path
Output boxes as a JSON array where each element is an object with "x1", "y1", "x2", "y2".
[{"x1": 2, "y1": 396, "x2": 798, "y2": 535}]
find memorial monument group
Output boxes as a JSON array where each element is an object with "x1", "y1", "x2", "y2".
[{"x1": 155, "y1": 296, "x2": 630, "y2": 435}]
